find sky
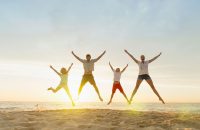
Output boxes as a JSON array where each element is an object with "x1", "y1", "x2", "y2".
[{"x1": 0, "y1": 0, "x2": 200, "y2": 103}]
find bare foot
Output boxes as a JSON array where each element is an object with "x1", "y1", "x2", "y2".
[
  {"x1": 99, "y1": 97, "x2": 103, "y2": 102},
  {"x1": 72, "y1": 102, "x2": 75, "y2": 107},
  {"x1": 159, "y1": 98, "x2": 165, "y2": 104},
  {"x1": 107, "y1": 101, "x2": 111, "y2": 105},
  {"x1": 47, "y1": 87, "x2": 52, "y2": 91}
]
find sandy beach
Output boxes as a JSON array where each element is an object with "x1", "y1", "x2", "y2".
[{"x1": 0, "y1": 109, "x2": 199, "y2": 130}]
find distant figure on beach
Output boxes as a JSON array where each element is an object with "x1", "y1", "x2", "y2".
[
  {"x1": 107, "y1": 62, "x2": 130, "y2": 105},
  {"x1": 124, "y1": 50, "x2": 165, "y2": 104},
  {"x1": 72, "y1": 51, "x2": 106, "y2": 101},
  {"x1": 48, "y1": 64, "x2": 75, "y2": 106}
]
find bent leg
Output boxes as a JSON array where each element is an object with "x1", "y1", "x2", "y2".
[
  {"x1": 130, "y1": 79, "x2": 143, "y2": 102},
  {"x1": 48, "y1": 85, "x2": 63, "y2": 93},
  {"x1": 146, "y1": 79, "x2": 165, "y2": 104}
]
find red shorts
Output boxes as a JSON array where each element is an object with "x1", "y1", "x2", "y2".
[{"x1": 112, "y1": 82, "x2": 124, "y2": 93}]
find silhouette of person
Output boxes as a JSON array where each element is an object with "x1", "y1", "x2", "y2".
[
  {"x1": 124, "y1": 50, "x2": 165, "y2": 104},
  {"x1": 72, "y1": 51, "x2": 106, "y2": 101},
  {"x1": 107, "y1": 62, "x2": 130, "y2": 105},
  {"x1": 48, "y1": 63, "x2": 75, "y2": 106}
]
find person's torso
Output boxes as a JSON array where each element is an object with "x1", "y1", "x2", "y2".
[
  {"x1": 138, "y1": 61, "x2": 149, "y2": 75},
  {"x1": 60, "y1": 74, "x2": 68, "y2": 84},
  {"x1": 114, "y1": 71, "x2": 121, "y2": 82},
  {"x1": 83, "y1": 60, "x2": 95, "y2": 74}
]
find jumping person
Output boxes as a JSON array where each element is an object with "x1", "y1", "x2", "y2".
[
  {"x1": 124, "y1": 50, "x2": 165, "y2": 104},
  {"x1": 107, "y1": 62, "x2": 130, "y2": 105},
  {"x1": 48, "y1": 63, "x2": 75, "y2": 106},
  {"x1": 71, "y1": 51, "x2": 106, "y2": 101}
]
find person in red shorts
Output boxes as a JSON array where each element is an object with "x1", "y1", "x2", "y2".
[{"x1": 107, "y1": 62, "x2": 130, "y2": 105}]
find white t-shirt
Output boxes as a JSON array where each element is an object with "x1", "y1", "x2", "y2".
[
  {"x1": 138, "y1": 61, "x2": 149, "y2": 75},
  {"x1": 82, "y1": 59, "x2": 97, "y2": 74},
  {"x1": 60, "y1": 74, "x2": 68, "y2": 84},
  {"x1": 113, "y1": 71, "x2": 122, "y2": 82}
]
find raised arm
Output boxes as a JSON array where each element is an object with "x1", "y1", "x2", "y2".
[
  {"x1": 124, "y1": 50, "x2": 139, "y2": 63},
  {"x1": 121, "y1": 64, "x2": 128, "y2": 73},
  {"x1": 93, "y1": 50, "x2": 106, "y2": 62},
  {"x1": 71, "y1": 51, "x2": 84, "y2": 62},
  {"x1": 148, "y1": 52, "x2": 162, "y2": 63},
  {"x1": 109, "y1": 62, "x2": 114, "y2": 72},
  {"x1": 67, "y1": 63, "x2": 73, "y2": 72},
  {"x1": 50, "y1": 65, "x2": 61, "y2": 76}
]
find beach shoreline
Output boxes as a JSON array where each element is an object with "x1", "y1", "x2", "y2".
[{"x1": 0, "y1": 109, "x2": 199, "y2": 130}]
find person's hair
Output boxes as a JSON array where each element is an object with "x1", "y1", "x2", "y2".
[
  {"x1": 60, "y1": 68, "x2": 67, "y2": 74},
  {"x1": 116, "y1": 68, "x2": 120, "y2": 71},
  {"x1": 86, "y1": 54, "x2": 91, "y2": 57}
]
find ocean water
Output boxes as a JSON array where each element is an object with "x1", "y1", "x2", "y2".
[{"x1": 0, "y1": 102, "x2": 199, "y2": 113}]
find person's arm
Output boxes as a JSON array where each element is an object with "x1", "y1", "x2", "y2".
[
  {"x1": 109, "y1": 62, "x2": 114, "y2": 72},
  {"x1": 148, "y1": 52, "x2": 162, "y2": 63},
  {"x1": 50, "y1": 65, "x2": 61, "y2": 76},
  {"x1": 124, "y1": 50, "x2": 139, "y2": 63},
  {"x1": 121, "y1": 64, "x2": 128, "y2": 73},
  {"x1": 93, "y1": 50, "x2": 106, "y2": 62},
  {"x1": 71, "y1": 51, "x2": 84, "y2": 63},
  {"x1": 67, "y1": 63, "x2": 73, "y2": 72}
]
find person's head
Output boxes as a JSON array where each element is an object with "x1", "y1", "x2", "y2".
[
  {"x1": 140, "y1": 55, "x2": 145, "y2": 61},
  {"x1": 60, "y1": 68, "x2": 67, "y2": 74},
  {"x1": 86, "y1": 54, "x2": 91, "y2": 61},
  {"x1": 116, "y1": 68, "x2": 120, "y2": 72}
]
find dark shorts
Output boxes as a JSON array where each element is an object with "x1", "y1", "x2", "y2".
[
  {"x1": 112, "y1": 82, "x2": 124, "y2": 93},
  {"x1": 80, "y1": 74, "x2": 96, "y2": 86},
  {"x1": 138, "y1": 74, "x2": 151, "y2": 80}
]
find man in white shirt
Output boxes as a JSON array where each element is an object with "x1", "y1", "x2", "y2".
[
  {"x1": 72, "y1": 51, "x2": 106, "y2": 101},
  {"x1": 125, "y1": 50, "x2": 165, "y2": 104},
  {"x1": 107, "y1": 62, "x2": 130, "y2": 105}
]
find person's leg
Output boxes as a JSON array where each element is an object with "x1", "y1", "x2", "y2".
[
  {"x1": 107, "y1": 84, "x2": 116, "y2": 105},
  {"x1": 78, "y1": 76, "x2": 88, "y2": 97},
  {"x1": 145, "y1": 79, "x2": 165, "y2": 104},
  {"x1": 130, "y1": 79, "x2": 143, "y2": 103},
  {"x1": 63, "y1": 86, "x2": 75, "y2": 106},
  {"x1": 107, "y1": 93, "x2": 115, "y2": 105},
  {"x1": 48, "y1": 85, "x2": 62, "y2": 93},
  {"x1": 89, "y1": 75, "x2": 103, "y2": 101},
  {"x1": 122, "y1": 92, "x2": 130, "y2": 104},
  {"x1": 118, "y1": 83, "x2": 130, "y2": 104}
]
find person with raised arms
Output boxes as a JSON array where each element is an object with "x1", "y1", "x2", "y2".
[
  {"x1": 124, "y1": 50, "x2": 165, "y2": 104},
  {"x1": 71, "y1": 51, "x2": 106, "y2": 101},
  {"x1": 48, "y1": 63, "x2": 75, "y2": 106},
  {"x1": 107, "y1": 62, "x2": 130, "y2": 105}
]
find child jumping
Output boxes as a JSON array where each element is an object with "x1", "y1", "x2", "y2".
[
  {"x1": 107, "y1": 62, "x2": 130, "y2": 105},
  {"x1": 48, "y1": 63, "x2": 75, "y2": 106}
]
